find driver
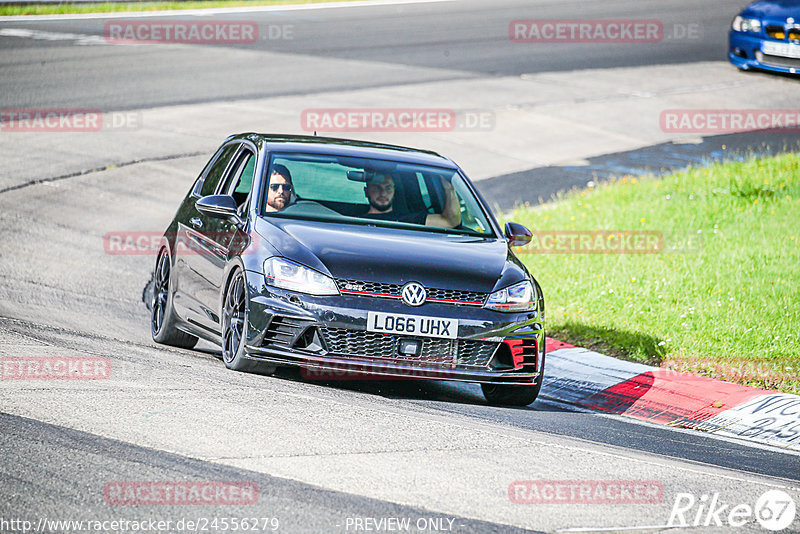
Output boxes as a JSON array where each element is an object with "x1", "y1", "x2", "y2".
[
  {"x1": 265, "y1": 164, "x2": 293, "y2": 213},
  {"x1": 363, "y1": 173, "x2": 461, "y2": 228}
]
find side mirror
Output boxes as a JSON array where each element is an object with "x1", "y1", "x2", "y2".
[
  {"x1": 196, "y1": 195, "x2": 241, "y2": 222},
  {"x1": 504, "y1": 222, "x2": 532, "y2": 247},
  {"x1": 346, "y1": 170, "x2": 367, "y2": 182}
]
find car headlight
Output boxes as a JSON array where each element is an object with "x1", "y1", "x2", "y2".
[
  {"x1": 732, "y1": 15, "x2": 761, "y2": 33},
  {"x1": 484, "y1": 280, "x2": 538, "y2": 313},
  {"x1": 264, "y1": 257, "x2": 339, "y2": 296}
]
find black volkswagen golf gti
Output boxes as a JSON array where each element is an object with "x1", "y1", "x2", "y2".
[{"x1": 151, "y1": 134, "x2": 545, "y2": 405}]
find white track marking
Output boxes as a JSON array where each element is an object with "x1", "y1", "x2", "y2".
[{"x1": 0, "y1": 28, "x2": 106, "y2": 45}]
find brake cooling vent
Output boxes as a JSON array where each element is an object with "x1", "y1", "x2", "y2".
[{"x1": 262, "y1": 316, "x2": 314, "y2": 348}]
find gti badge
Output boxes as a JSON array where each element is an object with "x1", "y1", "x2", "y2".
[{"x1": 401, "y1": 282, "x2": 427, "y2": 306}]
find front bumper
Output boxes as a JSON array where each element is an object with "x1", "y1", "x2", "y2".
[
  {"x1": 729, "y1": 31, "x2": 800, "y2": 74},
  {"x1": 243, "y1": 346, "x2": 540, "y2": 384},
  {"x1": 241, "y1": 269, "x2": 544, "y2": 385}
]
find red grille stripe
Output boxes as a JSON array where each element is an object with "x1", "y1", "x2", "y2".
[{"x1": 427, "y1": 298, "x2": 484, "y2": 305}]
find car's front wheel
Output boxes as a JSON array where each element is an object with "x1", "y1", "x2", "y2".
[
  {"x1": 221, "y1": 270, "x2": 274, "y2": 374},
  {"x1": 151, "y1": 249, "x2": 198, "y2": 349}
]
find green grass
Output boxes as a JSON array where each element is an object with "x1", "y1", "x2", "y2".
[
  {"x1": 505, "y1": 152, "x2": 800, "y2": 394},
  {"x1": 0, "y1": 0, "x2": 353, "y2": 16}
]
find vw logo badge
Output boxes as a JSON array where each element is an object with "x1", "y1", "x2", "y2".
[{"x1": 401, "y1": 282, "x2": 427, "y2": 306}]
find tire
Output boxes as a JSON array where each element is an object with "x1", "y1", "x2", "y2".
[
  {"x1": 482, "y1": 353, "x2": 545, "y2": 406},
  {"x1": 481, "y1": 382, "x2": 541, "y2": 406},
  {"x1": 221, "y1": 269, "x2": 274, "y2": 374},
  {"x1": 151, "y1": 249, "x2": 198, "y2": 349}
]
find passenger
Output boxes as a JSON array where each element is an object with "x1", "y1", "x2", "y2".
[
  {"x1": 265, "y1": 164, "x2": 293, "y2": 213},
  {"x1": 362, "y1": 173, "x2": 461, "y2": 228}
]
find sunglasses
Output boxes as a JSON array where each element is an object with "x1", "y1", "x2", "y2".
[{"x1": 269, "y1": 183, "x2": 293, "y2": 192}]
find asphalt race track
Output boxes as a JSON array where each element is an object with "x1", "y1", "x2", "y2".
[{"x1": 2, "y1": 1, "x2": 800, "y2": 533}]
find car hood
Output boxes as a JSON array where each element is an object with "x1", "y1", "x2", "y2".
[
  {"x1": 741, "y1": 0, "x2": 800, "y2": 19},
  {"x1": 255, "y1": 217, "x2": 518, "y2": 293}
]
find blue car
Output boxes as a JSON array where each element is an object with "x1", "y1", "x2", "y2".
[{"x1": 729, "y1": 0, "x2": 800, "y2": 74}]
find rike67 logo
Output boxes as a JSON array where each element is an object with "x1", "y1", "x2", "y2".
[{"x1": 668, "y1": 490, "x2": 796, "y2": 531}]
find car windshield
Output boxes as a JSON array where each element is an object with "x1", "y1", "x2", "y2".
[{"x1": 261, "y1": 152, "x2": 495, "y2": 237}]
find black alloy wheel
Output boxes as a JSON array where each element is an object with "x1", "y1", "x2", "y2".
[{"x1": 151, "y1": 249, "x2": 198, "y2": 349}]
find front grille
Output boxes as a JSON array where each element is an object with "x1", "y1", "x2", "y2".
[
  {"x1": 428, "y1": 287, "x2": 487, "y2": 305},
  {"x1": 337, "y1": 279, "x2": 401, "y2": 296},
  {"x1": 766, "y1": 25, "x2": 786, "y2": 39},
  {"x1": 335, "y1": 278, "x2": 487, "y2": 306},
  {"x1": 757, "y1": 51, "x2": 800, "y2": 68},
  {"x1": 319, "y1": 327, "x2": 498, "y2": 369}
]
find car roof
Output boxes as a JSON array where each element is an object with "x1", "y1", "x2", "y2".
[{"x1": 230, "y1": 133, "x2": 459, "y2": 169}]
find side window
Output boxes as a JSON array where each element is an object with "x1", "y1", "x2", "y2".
[
  {"x1": 191, "y1": 153, "x2": 220, "y2": 197},
  {"x1": 235, "y1": 154, "x2": 256, "y2": 195},
  {"x1": 199, "y1": 143, "x2": 239, "y2": 197},
  {"x1": 221, "y1": 150, "x2": 256, "y2": 212}
]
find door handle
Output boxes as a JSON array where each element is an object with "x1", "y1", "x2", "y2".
[{"x1": 189, "y1": 217, "x2": 203, "y2": 229}]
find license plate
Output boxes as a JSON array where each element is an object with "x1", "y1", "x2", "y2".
[
  {"x1": 367, "y1": 311, "x2": 458, "y2": 339},
  {"x1": 762, "y1": 41, "x2": 800, "y2": 59}
]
